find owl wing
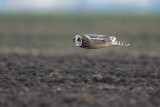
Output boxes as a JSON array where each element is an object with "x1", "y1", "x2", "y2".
[
  {"x1": 83, "y1": 34, "x2": 114, "y2": 47},
  {"x1": 82, "y1": 34, "x2": 129, "y2": 48},
  {"x1": 85, "y1": 34, "x2": 113, "y2": 43}
]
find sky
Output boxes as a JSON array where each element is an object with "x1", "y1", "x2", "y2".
[{"x1": 0, "y1": 0, "x2": 159, "y2": 13}]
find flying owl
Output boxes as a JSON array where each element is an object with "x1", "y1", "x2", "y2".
[{"x1": 73, "y1": 34, "x2": 130, "y2": 49}]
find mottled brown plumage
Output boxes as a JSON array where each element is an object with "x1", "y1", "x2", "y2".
[
  {"x1": 73, "y1": 34, "x2": 130, "y2": 49},
  {"x1": 80, "y1": 35, "x2": 90, "y2": 48}
]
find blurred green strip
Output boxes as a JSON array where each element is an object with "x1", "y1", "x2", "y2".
[{"x1": 0, "y1": 13, "x2": 159, "y2": 52}]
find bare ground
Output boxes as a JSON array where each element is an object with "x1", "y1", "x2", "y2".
[{"x1": 0, "y1": 52, "x2": 160, "y2": 107}]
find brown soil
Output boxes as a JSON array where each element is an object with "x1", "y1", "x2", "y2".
[{"x1": 0, "y1": 52, "x2": 160, "y2": 107}]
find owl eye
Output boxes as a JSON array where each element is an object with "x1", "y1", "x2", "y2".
[{"x1": 77, "y1": 38, "x2": 81, "y2": 42}]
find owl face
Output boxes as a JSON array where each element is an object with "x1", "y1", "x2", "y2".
[{"x1": 73, "y1": 35, "x2": 82, "y2": 47}]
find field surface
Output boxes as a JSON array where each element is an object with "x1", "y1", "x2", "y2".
[
  {"x1": 0, "y1": 14, "x2": 160, "y2": 52},
  {"x1": 0, "y1": 53, "x2": 160, "y2": 107},
  {"x1": 0, "y1": 14, "x2": 160, "y2": 107}
]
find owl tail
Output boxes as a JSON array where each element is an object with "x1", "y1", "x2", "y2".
[{"x1": 113, "y1": 41, "x2": 130, "y2": 46}]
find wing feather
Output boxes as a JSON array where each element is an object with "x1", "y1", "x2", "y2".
[
  {"x1": 85, "y1": 34, "x2": 111, "y2": 42},
  {"x1": 83, "y1": 34, "x2": 113, "y2": 48}
]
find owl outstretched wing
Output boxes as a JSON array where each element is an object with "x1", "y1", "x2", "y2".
[
  {"x1": 84, "y1": 34, "x2": 129, "y2": 47},
  {"x1": 84, "y1": 34, "x2": 115, "y2": 46},
  {"x1": 84, "y1": 34, "x2": 112, "y2": 42}
]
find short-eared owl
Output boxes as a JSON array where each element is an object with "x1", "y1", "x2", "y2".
[{"x1": 73, "y1": 34, "x2": 130, "y2": 49}]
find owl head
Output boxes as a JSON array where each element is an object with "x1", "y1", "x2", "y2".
[{"x1": 73, "y1": 35, "x2": 82, "y2": 47}]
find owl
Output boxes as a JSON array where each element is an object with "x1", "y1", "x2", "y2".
[{"x1": 73, "y1": 34, "x2": 130, "y2": 49}]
